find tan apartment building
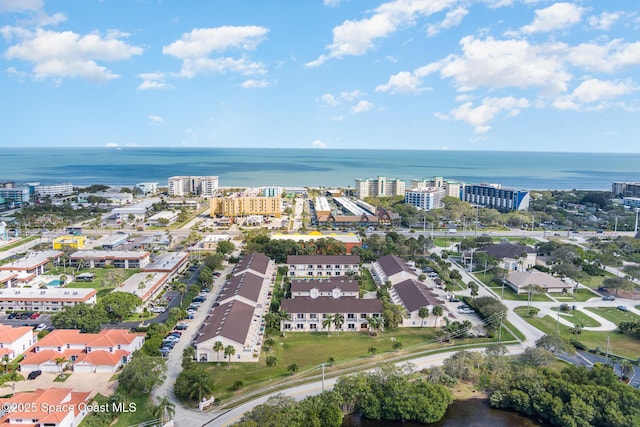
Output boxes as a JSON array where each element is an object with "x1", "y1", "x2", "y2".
[
  {"x1": 354, "y1": 176, "x2": 405, "y2": 198},
  {"x1": 210, "y1": 196, "x2": 282, "y2": 218}
]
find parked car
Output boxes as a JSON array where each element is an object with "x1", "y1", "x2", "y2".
[
  {"x1": 35, "y1": 323, "x2": 47, "y2": 332},
  {"x1": 151, "y1": 307, "x2": 166, "y2": 313},
  {"x1": 457, "y1": 304, "x2": 470, "y2": 310},
  {"x1": 450, "y1": 297, "x2": 461, "y2": 303},
  {"x1": 28, "y1": 370, "x2": 42, "y2": 380},
  {"x1": 7, "y1": 313, "x2": 17, "y2": 319},
  {"x1": 175, "y1": 323, "x2": 188, "y2": 330},
  {"x1": 459, "y1": 308, "x2": 475, "y2": 314},
  {"x1": 602, "y1": 295, "x2": 615, "y2": 301},
  {"x1": 30, "y1": 312, "x2": 40, "y2": 320},
  {"x1": 617, "y1": 305, "x2": 630, "y2": 312}
]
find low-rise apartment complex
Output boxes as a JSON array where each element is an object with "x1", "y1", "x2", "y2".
[
  {"x1": 287, "y1": 255, "x2": 360, "y2": 277},
  {"x1": 210, "y1": 196, "x2": 282, "y2": 218}
]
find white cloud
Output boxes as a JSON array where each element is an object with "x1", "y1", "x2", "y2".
[
  {"x1": 137, "y1": 72, "x2": 171, "y2": 90},
  {"x1": 439, "y1": 36, "x2": 571, "y2": 94},
  {"x1": 323, "y1": 0, "x2": 342, "y2": 6},
  {"x1": 177, "y1": 57, "x2": 266, "y2": 78},
  {"x1": 340, "y1": 89, "x2": 363, "y2": 101},
  {"x1": 520, "y1": 2, "x2": 584, "y2": 34},
  {"x1": 163, "y1": 25, "x2": 269, "y2": 78},
  {"x1": 376, "y1": 71, "x2": 425, "y2": 94},
  {"x1": 3, "y1": 28, "x2": 143, "y2": 82},
  {"x1": 317, "y1": 93, "x2": 340, "y2": 106},
  {"x1": 306, "y1": 0, "x2": 457, "y2": 67},
  {"x1": 553, "y1": 78, "x2": 637, "y2": 110},
  {"x1": 565, "y1": 39, "x2": 640, "y2": 73},
  {"x1": 241, "y1": 79, "x2": 270, "y2": 88},
  {"x1": 427, "y1": 8, "x2": 468, "y2": 37},
  {"x1": 148, "y1": 115, "x2": 165, "y2": 125},
  {"x1": 163, "y1": 26, "x2": 268, "y2": 59},
  {"x1": 0, "y1": 0, "x2": 43, "y2": 13},
  {"x1": 105, "y1": 142, "x2": 119, "y2": 147},
  {"x1": 441, "y1": 96, "x2": 530, "y2": 133},
  {"x1": 312, "y1": 139, "x2": 328, "y2": 148},
  {"x1": 588, "y1": 11, "x2": 622, "y2": 30},
  {"x1": 351, "y1": 100, "x2": 374, "y2": 113}
]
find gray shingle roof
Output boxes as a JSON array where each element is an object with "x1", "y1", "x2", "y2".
[
  {"x1": 291, "y1": 277, "x2": 359, "y2": 293},
  {"x1": 393, "y1": 279, "x2": 444, "y2": 312},
  {"x1": 196, "y1": 300, "x2": 254, "y2": 346},
  {"x1": 376, "y1": 254, "x2": 416, "y2": 277}
]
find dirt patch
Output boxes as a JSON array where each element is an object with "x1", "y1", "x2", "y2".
[{"x1": 452, "y1": 382, "x2": 489, "y2": 400}]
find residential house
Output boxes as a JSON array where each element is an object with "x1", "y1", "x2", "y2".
[
  {"x1": 290, "y1": 277, "x2": 359, "y2": 299},
  {"x1": 287, "y1": 255, "x2": 360, "y2": 278},
  {"x1": 20, "y1": 329, "x2": 144, "y2": 373},
  {"x1": 0, "y1": 388, "x2": 91, "y2": 427},
  {"x1": 0, "y1": 324, "x2": 37, "y2": 360},
  {"x1": 470, "y1": 243, "x2": 537, "y2": 271},
  {"x1": 280, "y1": 298, "x2": 383, "y2": 332}
]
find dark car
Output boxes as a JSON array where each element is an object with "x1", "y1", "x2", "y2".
[
  {"x1": 28, "y1": 370, "x2": 42, "y2": 380},
  {"x1": 7, "y1": 313, "x2": 17, "y2": 319},
  {"x1": 175, "y1": 323, "x2": 188, "y2": 330}
]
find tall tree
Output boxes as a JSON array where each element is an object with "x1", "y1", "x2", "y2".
[
  {"x1": 213, "y1": 341, "x2": 224, "y2": 365},
  {"x1": 224, "y1": 345, "x2": 236, "y2": 367},
  {"x1": 418, "y1": 306, "x2": 430, "y2": 327}
]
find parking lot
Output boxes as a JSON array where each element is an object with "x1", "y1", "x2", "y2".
[{"x1": 0, "y1": 312, "x2": 52, "y2": 329}]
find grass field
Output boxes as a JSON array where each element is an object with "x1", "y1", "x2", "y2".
[
  {"x1": 551, "y1": 308, "x2": 602, "y2": 327},
  {"x1": 584, "y1": 307, "x2": 640, "y2": 326},
  {"x1": 514, "y1": 306, "x2": 640, "y2": 359},
  {"x1": 202, "y1": 328, "x2": 513, "y2": 403},
  {"x1": 554, "y1": 288, "x2": 600, "y2": 302}
]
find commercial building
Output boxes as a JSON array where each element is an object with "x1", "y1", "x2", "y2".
[
  {"x1": 147, "y1": 210, "x2": 179, "y2": 227},
  {"x1": 20, "y1": 329, "x2": 145, "y2": 373},
  {"x1": 623, "y1": 197, "x2": 640, "y2": 209},
  {"x1": 34, "y1": 182, "x2": 74, "y2": 197},
  {"x1": 469, "y1": 243, "x2": 537, "y2": 271},
  {"x1": 111, "y1": 200, "x2": 156, "y2": 222},
  {"x1": 168, "y1": 176, "x2": 219, "y2": 197},
  {"x1": 0, "y1": 187, "x2": 30, "y2": 206},
  {"x1": 405, "y1": 187, "x2": 446, "y2": 211},
  {"x1": 354, "y1": 176, "x2": 405, "y2": 198},
  {"x1": 287, "y1": 255, "x2": 360, "y2": 278},
  {"x1": 505, "y1": 270, "x2": 573, "y2": 294},
  {"x1": 613, "y1": 182, "x2": 640, "y2": 198},
  {"x1": 210, "y1": 196, "x2": 282, "y2": 218},
  {"x1": 199, "y1": 234, "x2": 232, "y2": 251},
  {"x1": 0, "y1": 287, "x2": 97, "y2": 312},
  {"x1": 52, "y1": 235, "x2": 87, "y2": 251},
  {"x1": 262, "y1": 187, "x2": 282, "y2": 197},
  {"x1": 463, "y1": 183, "x2": 530, "y2": 211}
]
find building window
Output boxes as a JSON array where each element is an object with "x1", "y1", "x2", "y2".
[
  {"x1": 310, "y1": 324, "x2": 317, "y2": 329},
  {"x1": 348, "y1": 324, "x2": 355, "y2": 329},
  {"x1": 296, "y1": 313, "x2": 304, "y2": 319},
  {"x1": 309, "y1": 313, "x2": 317, "y2": 319},
  {"x1": 347, "y1": 313, "x2": 355, "y2": 319},
  {"x1": 296, "y1": 324, "x2": 304, "y2": 329}
]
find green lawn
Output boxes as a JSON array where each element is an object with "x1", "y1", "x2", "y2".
[
  {"x1": 551, "y1": 308, "x2": 602, "y2": 327},
  {"x1": 359, "y1": 269, "x2": 377, "y2": 293},
  {"x1": 554, "y1": 288, "x2": 599, "y2": 302},
  {"x1": 0, "y1": 236, "x2": 38, "y2": 251},
  {"x1": 486, "y1": 282, "x2": 553, "y2": 302},
  {"x1": 203, "y1": 328, "x2": 499, "y2": 402},
  {"x1": 514, "y1": 306, "x2": 640, "y2": 359},
  {"x1": 584, "y1": 307, "x2": 640, "y2": 326},
  {"x1": 81, "y1": 392, "x2": 154, "y2": 427}
]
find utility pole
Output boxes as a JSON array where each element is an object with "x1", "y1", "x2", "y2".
[
  {"x1": 606, "y1": 335, "x2": 611, "y2": 365},
  {"x1": 320, "y1": 363, "x2": 325, "y2": 392},
  {"x1": 556, "y1": 306, "x2": 560, "y2": 335}
]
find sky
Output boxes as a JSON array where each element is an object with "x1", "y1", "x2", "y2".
[{"x1": 1, "y1": 0, "x2": 639, "y2": 152}]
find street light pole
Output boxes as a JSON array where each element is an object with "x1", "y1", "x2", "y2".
[{"x1": 320, "y1": 363, "x2": 325, "y2": 392}]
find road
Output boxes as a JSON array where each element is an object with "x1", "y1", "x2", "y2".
[{"x1": 204, "y1": 345, "x2": 525, "y2": 427}]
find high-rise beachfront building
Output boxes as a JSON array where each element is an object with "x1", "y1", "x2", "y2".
[
  {"x1": 354, "y1": 176, "x2": 405, "y2": 198},
  {"x1": 613, "y1": 182, "x2": 640, "y2": 198},
  {"x1": 168, "y1": 176, "x2": 219, "y2": 197},
  {"x1": 463, "y1": 183, "x2": 530, "y2": 212},
  {"x1": 34, "y1": 182, "x2": 74, "y2": 197},
  {"x1": 405, "y1": 187, "x2": 446, "y2": 211},
  {"x1": 410, "y1": 176, "x2": 464, "y2": 199}
]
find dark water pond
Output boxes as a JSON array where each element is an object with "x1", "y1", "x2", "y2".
[{"x1": 342, "y1": 398, "x2": 548, "y2": 427}]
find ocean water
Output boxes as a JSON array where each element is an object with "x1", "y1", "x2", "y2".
[{"x1": 1, "y1": 147, "x2": 638, "y2": 190}]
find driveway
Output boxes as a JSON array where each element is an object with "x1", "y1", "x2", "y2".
[{"x1": 0, "y1": 371, "x2": 116, "y2": 398}]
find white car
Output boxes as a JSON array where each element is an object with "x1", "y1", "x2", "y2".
[
  {"x1": 458, "y1": 308, "x2": 475, "y2": 314},
  {"x1": 35, "y1": 323, "x2": 47, "y2": 332},
  {"x1": 151, "y1": 306, "x2": 166, "y2": 313}
]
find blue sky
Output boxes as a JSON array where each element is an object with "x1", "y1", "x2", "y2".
[{"x1": 1, "y1": 0, "x2": 639, "y2": 152}]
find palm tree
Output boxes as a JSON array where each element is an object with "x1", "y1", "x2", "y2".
[
  {"x1": 322, "y1": 314, "x2": 334, "y2": 335},
  {"x1": 619, "y1": 359, "x2": 634, "y2": 380},
  {"x1": 365, "y1": 316, "x2": 382, "y2": 336},
  {"x1": 266, "y1": 355, "x2": 278, "y2": 367},
  {"x1": 332, "y1": 313, "x2": 344, "y2": 335},
  {"x1": 54, "y1": 356, "x2": 67, "y2": 377},
  {"x1": 432, "y1": 305, "x2": 444, "y2": 327},
  {"x1": 188, "y1": 376, "x2": 213, "y2": 402},
  {"x1": 392, "y1": 341, "x2": 403, "y2": 352},
  {"x1": 224, "y1": 345, "x2": 236, "y2": 367},
  {"x1": 2, "y1": 371, "x2": 23, "y2": 396},
  {"x1": 213, "y1": 341, "x2": 224, "y2": 365},
  {"x1": 287, "y1": 363, "x2": 299, "y2": 375},
  {"x1": 174, "y1": 282, "x2": 187, "y2": 306},
  {"x1": 418, "y1": 306, "x2": 430, "y2": 327},
  {"x1": 367, "y1": 346, "x2": 378, "y2": 357},
  {"x1": 153, "y1": 396, "x2": 175, "y2": 424}
]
